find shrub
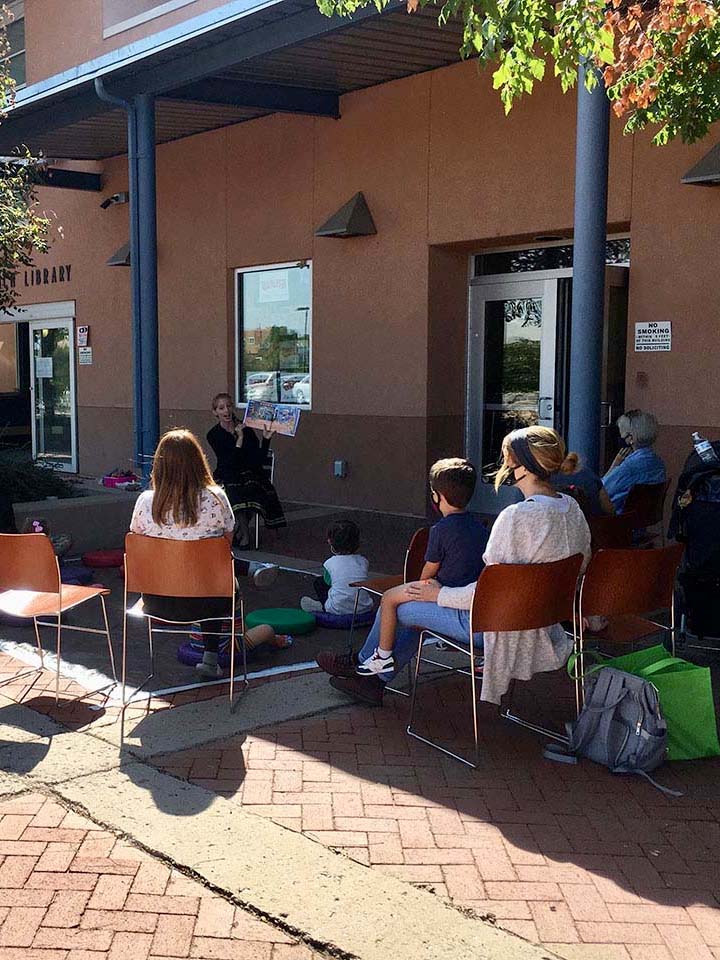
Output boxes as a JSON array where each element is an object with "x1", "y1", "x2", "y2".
[{"x1": 0, "y1": 451, "x2": 79, "y2": 503}]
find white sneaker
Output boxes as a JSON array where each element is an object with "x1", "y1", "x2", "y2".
[
  {"x1": 195, "y1": 661, "x2": 223, "y2": 680},
  {"x1": 252, "y1": 563, "x2": 279, "y2": 590},
  {"x1": 356, "y1": 648, "x2": 395, "y2": 677},
  {"x1": 300, "y1": 596, "x2": 324, "y2": 613}
]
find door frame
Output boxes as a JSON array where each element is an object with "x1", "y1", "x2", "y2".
[
  {"x1": 466, "y1": 273, "x2": 562, "y2": 511},
  {"x1": 21, "y1": 303, "x2": 78, "y2": 473}
]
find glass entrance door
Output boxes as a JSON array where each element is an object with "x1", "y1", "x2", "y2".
[
  {"x1": 30, "y1": 319, "x2": 77, "y2": 473},
  {"x1": 466, "y1": 277, "x2": 558, "y2": 513}
]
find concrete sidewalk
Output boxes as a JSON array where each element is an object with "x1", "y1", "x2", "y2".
[{"x1": 0, "y1": 674, "x2": 559, "y2": 960}]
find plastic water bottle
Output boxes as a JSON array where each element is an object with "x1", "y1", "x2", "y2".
[{"x1": 692, "y1": 431, "x2": 719, "y2": 465}]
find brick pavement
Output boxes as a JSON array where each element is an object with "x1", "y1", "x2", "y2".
[
  {"x1": 0, "y1": 791, "x2": 325, "y2": 960},
  {"x1": 153, "y1": 672, "x2": 720, "y2": 960}
]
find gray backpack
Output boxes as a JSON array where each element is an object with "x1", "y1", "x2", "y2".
[{"x1": 544, "y1": 666, "x2": 682, "y2": 795}]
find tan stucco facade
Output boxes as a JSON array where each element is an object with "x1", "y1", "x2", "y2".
[{"x1": 9, "y1": 17, "x2": 720, "y2": 513}]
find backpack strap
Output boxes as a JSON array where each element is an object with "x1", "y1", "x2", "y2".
[{"x1": 543, "y1": 741, "x2": 578, "y2": 765}]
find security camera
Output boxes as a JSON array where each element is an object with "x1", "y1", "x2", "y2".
[{"x1": 100, "y1": 191, "x2": 129, "y2": 209}]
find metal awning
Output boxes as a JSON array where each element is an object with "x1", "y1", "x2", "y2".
[
  {"x1": 0, "y1": 0, "x2": 464, "y2": 160},
  {"x1": 682, "y1": 142, "x2": 720, "y2": 186}
]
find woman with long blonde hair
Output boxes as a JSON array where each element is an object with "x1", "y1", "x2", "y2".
[{"x1": 317, "y1": 425, "x2": 591, "y2": 706}]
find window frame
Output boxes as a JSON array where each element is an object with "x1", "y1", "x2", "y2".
[
  {"x1": 234, "y1": 260, "x2": 313, "y2": 411},
  {"x1": 5, "y1": 0, "x2": 26, "y2": 90},
  {"x1": 102, "y1": 0, "x2": 198, "y2": 38}
]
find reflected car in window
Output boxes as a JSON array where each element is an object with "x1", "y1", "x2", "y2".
[{"x1": 292, "y1": 374, "x2": 310, "y2": 405}]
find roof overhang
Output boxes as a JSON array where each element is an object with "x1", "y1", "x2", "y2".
[
  {"x1": 0, "y1": 0, "x2": 464, "y2": 160},
  {"x1": 682, "y1": 142, "x2": 720, "y2": 186}
]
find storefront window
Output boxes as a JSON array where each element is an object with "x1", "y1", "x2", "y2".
[
  {"x1": 0, "y1": 325, "x2": 19, "y2": 393},
  {"x1": 474, "y1": 238, "x2": 630, "y2": 276},
  {"x1": 235, "y1": 262, "x2": 312, "y2": 406}
]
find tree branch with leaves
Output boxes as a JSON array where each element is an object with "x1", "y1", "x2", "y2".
[
  {"x1": 317, "y1": 0, "x2": 719, "y2": 144},
  {"x1": 0, "y1": 4, "x2": 51, "y2": 314}
]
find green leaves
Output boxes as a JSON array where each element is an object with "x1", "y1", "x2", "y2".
[
  {"x1": 0, "y1": 7, "x2": 51, "y2": 313},
  {"x1": 316, "y1": 0, "x2": 720, "y2": 144}
]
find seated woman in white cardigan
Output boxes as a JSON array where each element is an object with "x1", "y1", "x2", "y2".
[{"x1": 316, "y1": 425, "x2": 591, "y2": 705}]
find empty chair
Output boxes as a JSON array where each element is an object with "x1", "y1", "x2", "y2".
[
  {"x1": 347, "y1": 526, "x2": 430, "y2": 650},
  {"x1": 587, "y1": 511, "x2": 636, "y2": 552},
  {"x1": 406, "y1": 553, "x2": 584, "y2": 767},
  {"x1": 122, "y1": 533, "x2": 246, "y2": 739},
  {"x1": 0, "y1": 533, "x2": 116, "y2": 704},
  {"x1": 624, "y1": 478, "x2": 672, "y2": 544},
  {"x1": 575, "y1": 544, "x2": 685, "y2": 688}
]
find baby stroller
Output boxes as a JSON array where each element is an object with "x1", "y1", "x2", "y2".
[{"x1": 669, "y1": 440, "x2": 720, "y2": 650}]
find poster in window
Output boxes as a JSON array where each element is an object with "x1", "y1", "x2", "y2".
[{"x1": 258, "y1": 270, "x2": 289, "y2": 303}]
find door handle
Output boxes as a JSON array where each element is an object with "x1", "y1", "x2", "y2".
[{"x1": 600, "y1": 401, "x2": 614, "y2": 427}]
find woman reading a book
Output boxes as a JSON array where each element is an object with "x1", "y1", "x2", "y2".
[{"x1": 207, "y1": 393, "x2": 286, "y2": 548}]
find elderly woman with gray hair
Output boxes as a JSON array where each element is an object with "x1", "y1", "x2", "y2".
[{"x1": 603, "y1": 409, "x2": 666, "y2": 513}]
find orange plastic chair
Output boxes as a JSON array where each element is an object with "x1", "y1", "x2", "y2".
[
  {"x1": 576, "y1": 544, "x2": 685, "y2": 679},
  {"x1": 122, "y1": 533, "x2": 244, "y2": 739},
  {"x1": 407, "y1": 553, "x2": 584, "y2": 767},
  {"x1": 0, "y1": 533, "x2": 116, "y2": 704}
]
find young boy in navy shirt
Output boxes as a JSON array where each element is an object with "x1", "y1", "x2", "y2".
[{"x1": 357, "y1": 457, "x2": 488, "y2": 677}]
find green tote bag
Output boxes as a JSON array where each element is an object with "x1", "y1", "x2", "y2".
[{"x1": 598, "y1": 645, "x2": 720, "y2": 761}]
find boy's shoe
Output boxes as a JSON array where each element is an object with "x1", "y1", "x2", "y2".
[
  {"x1": 356, "y1": 648, "x2": 395, "y2": 677},
  {"x1": 252, "y1": 563, "x2": 279, "y2": 590},
  {"x1": 301, "y1": 596, "x2": 324, "y2": 613},
  {"x1": 330, "y1": 674, "x2": 384, "y2": 706},
  {"x1": 316, "y1": 649, "x2": 357, "y2": 678},
  {"x1": 195, "y1": 661, "x2": 223, "y2": 680}
]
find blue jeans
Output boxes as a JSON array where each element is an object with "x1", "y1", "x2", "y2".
[{"x1": 358, "y1": 601, "x2": 483, "y2": 682}]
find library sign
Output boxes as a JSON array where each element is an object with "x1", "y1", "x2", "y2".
[
  {"x1": 634, "y1": 321, "x2": 672, "y2": 352},
  {"x1": 4, "y1": 264, "x2": 73, "y2": 289}
]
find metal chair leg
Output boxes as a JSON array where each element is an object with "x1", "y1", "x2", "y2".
[
  {"x1": 33, "y1": 618, "x2": 45, "y2": 669},
  {"x1": 407, "y1": 631, "x2": 479, "y2": 768},
  {"x1": 347, "y1": 589, "x2": 362, "y2": 656},
  {"x1": 120, "y1": 608, "x2": 128, "y2": 744},
  {"x1": 500, "y1": 679, "x2": 569, "y2": 744},
  {"x1": 55, "y1": 616, "x2": 62, "y2": 706},
  {"x1": 100, "y1": 595, "x2": 117, "y2": 683}
]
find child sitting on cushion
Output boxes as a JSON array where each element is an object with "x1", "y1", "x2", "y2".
[
  {"x1": 301, "y1": 520, "x2": 374, "y2": 617},
  {"x1": 357, "y1": 458, "x2": 488, "y2": 677}
]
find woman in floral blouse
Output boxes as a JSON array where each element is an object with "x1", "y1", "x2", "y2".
[{"x1": 129, "y1": 428, "x2": 237, "y2": 679}]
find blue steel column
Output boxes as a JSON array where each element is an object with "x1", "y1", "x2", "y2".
[
  {"x1": 567, "y1": 62, "x2": 610, "y2": 474},
  {"x1": 134, "y1": 93, "x2": 160, "y2": 475},
  {"x1": 94, "y1": 78, "x2": 144, "y2": 472},
  {"x1": 127, "y1": 104, "x2": 144, "y2": 469}
]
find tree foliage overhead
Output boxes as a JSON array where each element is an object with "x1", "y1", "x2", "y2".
[
  {"x1": 0, "y1": 6, "x2": 51, "y2": 314},
  {"x1": 317, "y1": 0, "x2": 719, "y2": 145}
]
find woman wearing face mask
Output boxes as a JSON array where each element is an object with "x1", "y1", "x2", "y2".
[
  {"x1": 603, "y1": 409, "x2": 666, "y2": 513},
  {"x1": 316, "y1": 425, "x2": 591, "y2": 706}
]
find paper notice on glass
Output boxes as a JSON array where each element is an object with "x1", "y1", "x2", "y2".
[
  {"x1": 35, "y1": 357, "x2": 53, "y2": 378},
  {"x1": 243, "y1": 400, "x2": 301, "y2": 437},
  {"x1": 257, "y1": 270, "x2": 289, "y2": 303}
]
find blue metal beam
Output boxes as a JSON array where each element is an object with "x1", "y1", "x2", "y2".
[
  {"x1": 135, "y1": 93, "x2": 160, "y2": 476},
  {"x1": 165, "y1": 78, "x2": 340, "y2": 117},
  {"x1": 567, "y1": 62, "x2": 610, "y2": 474}
]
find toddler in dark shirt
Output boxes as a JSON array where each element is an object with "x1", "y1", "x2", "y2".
[{"x1": 357, "y1": 458, "x2": 488, "y2": 677}]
